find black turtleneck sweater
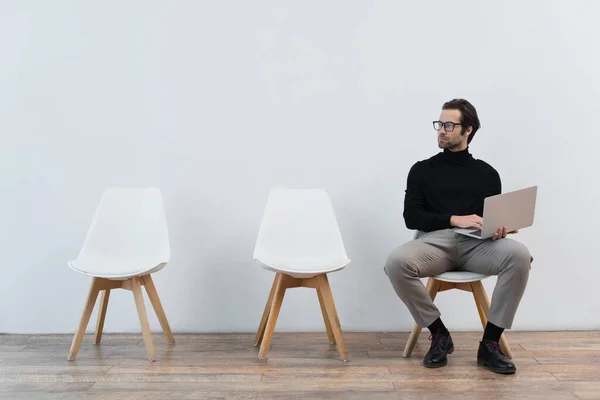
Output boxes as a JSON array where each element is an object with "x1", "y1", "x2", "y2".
[{"x1": 403, "y1": 148, "x2": 501, "y2": 232}]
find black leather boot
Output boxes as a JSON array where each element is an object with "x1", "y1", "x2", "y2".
[
  {"x1": 423, "y1": 332, "x2": 454, "y2": 368},
  {"x1": 477, "y1": 339, "x2": 516, "y2": 374}
]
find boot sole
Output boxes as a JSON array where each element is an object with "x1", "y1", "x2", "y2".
[
  {"x1": 423, "y1": 343, "x2": 454, "y2": 368},
  {"x1": 423, "y1": 360, "x2": 447, "y2": 368},
  {"x1": 477, "y1": 358, "x2": 516, "y2": 374}
]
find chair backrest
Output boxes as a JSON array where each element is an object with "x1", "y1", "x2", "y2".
[
  {"x1": 253, "y1": 188, "x2": 349, "y2": 266},
  {"x1": 76, "y1": 187, "x2": 170, "y2": 263}
]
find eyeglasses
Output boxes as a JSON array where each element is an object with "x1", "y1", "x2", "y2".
[{"x1": 433, "y1": 121, "x2": 463, "y2": 132}]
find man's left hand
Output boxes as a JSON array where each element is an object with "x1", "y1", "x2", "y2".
[{"x1": 492, "y1": 226, "x2": 519, "y2": 240}]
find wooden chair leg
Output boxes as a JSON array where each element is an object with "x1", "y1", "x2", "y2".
[
  {"x1": 475, "y1": 299, "x2": 489, "y2": 327},
  {"x1": 403, "y1": 278, "x2": 442, "y2": 358},
  {"x1": 254, "y1": 276, "x2": 278, "y2": 347},
  {"x1": 471, "y1": 280, "x2": 513, "y2": 359},
  {"x1": 142, "y1": 275, "x2": 175, "y2": 344},
  {"x1": 258, "y1": 274, "x2": 286, "y2": 359},
  {"x1": 317, "y1": 284, "x2": 336, "y2": 344},
  {"x1": 316, "y1": 274, "x2": 348, "y2": 361},
  {"x1": 132, "y1": 276, "x2": 156, "y2": 362},
  {"x1": 68, "y1": 278, "x2": 101, "y2": 361},
  {"x1": 403, "y1": 321, "x2": 423, "y2": 358},
  {"x1": 94, "y1": 289, "x2": 111, "y2": 345}
]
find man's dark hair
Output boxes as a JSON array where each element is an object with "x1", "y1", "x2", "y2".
[{"x1": 442, "y1": 98, "x2": 481, "y2": 144}]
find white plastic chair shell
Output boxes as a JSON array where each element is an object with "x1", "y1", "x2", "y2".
[
  {"x1": 253, "y1": 188, "x2": 350, "y2": 279},
  {"x1": 68, "y1": 187, "x2": 170, "y2": 280}
]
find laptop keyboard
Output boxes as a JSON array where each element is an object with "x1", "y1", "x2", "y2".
[{"x1": 470, "y1": 230, "x2": 482, "y2": 236}]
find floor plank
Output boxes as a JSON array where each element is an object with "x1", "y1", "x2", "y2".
[
  {"x1": 0, "y1": 331, "x2": 598, "y2": 399},
  {"x1": 0, "y1": 366, "x2": 113, "y2": 375},
  {"x1": 0, "y1": 383, "x2": 94, "y2": 393},
  {"x1": 108, "y1": 365, "x2": 391, "y2": 374},
  {"x1": 0, "y1": 390, "x2": 257, "y2": 400},
  {"x1": 575, "y1": 391, "x2": 600, "y2": 400},
  {"x1": 0, "y1": 345, "x2": 28, "y2": 352},
  {"x1": 258, "y1": 391, "x2": 581, "y2": 400}
]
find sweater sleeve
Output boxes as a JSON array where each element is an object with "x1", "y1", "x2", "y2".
[
  {"x1": 403, "y1": 163, "x2": 453, "y2": 232},
  {"x1": 491, "y1": 168, "x2": 502, "y2": 196},
  {"x1": 475, "y1": 164, "x2": 502, "y2": 216}
]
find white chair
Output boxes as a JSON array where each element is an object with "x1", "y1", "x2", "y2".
[
  {"x1": 67, "y1": 187, "x2": 174, "y2": 362},
  {"x1": 253, "y1": 188, "x2": 350, "y2": 361},
  {"x1": 402, "y1": 232, "x2": 513, "y2": 359}
]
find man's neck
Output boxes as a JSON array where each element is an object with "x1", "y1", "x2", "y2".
[
  {"x1": 447, "y1": 143, "x2": 468, "y2": 152},
  {"x1": 442, "y1": 146, "x2": 472, "y2": 164}
]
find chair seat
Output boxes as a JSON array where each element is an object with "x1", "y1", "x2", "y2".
[
  {"x1": 256, "y1": 257, "x2": 350, "y2": 279},
  {"x1": 68, "y1": 258, "x2": 167, "y2": 280},
  {"x1": 433, "y1": 271, "x2": 490, "y2": 283}
]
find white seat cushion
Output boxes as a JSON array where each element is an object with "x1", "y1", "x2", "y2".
[
  {"x1": 434, "y1": 271, "x2": 489, "y2": 283},
  {"x1": 256, "y1": 257, "x2": 350, "y2": 279},
  {"x1": 69, "y1": 258, "x2": 167, "y2": 280}
]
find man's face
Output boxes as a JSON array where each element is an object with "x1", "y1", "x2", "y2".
[{"x1": 436, "y1": 109, "x2": 471, "y2": 151}]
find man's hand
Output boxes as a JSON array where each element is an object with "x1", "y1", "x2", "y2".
[
  {"x1": 492, "y1": 227, "x2": 519, "y2": 241},
  {"x1": 450, "y1": 215, "x2": 483, "y2": 230}
]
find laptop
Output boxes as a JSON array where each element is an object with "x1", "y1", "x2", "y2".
[{"x1": 455, "y1": 186, "x2": 538, "y2": 239}]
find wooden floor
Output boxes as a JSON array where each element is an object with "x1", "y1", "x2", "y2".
[{"x1": 1, "y1": 331, "x2": 599, "y2": 399}]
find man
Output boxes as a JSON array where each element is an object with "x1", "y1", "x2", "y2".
[{"x1": 384, "y1": 98, "x2": 531, "y2": 374}]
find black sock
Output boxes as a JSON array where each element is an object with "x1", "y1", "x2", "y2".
[
  {"x1": 427, "y1": 318, "x2": 449, "y2": 335},
  {"x1": 483, "y1": 322, "x2": 504, "y2": 343}
]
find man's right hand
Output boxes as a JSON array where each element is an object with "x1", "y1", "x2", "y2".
[{"x1": 450, "y1": 215, "x2": 483, "y2": 230}]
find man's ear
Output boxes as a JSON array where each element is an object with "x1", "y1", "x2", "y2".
[{"x1": 462, "y1": 126, "x2": 473, "y2": 138}]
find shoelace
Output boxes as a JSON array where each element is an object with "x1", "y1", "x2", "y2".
[
  {"x1": 429, "y1": 333, "x2": 447, "y2": 350},
  {"x1": 483, "y1": 340, "x2": 505, "y2": 356}
]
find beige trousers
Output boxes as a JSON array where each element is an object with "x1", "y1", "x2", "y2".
[{"x1": 384, "y1": 229, "x2": 531, "y2": 329}]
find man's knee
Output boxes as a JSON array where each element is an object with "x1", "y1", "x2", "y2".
[
  {"x1": 384, "y1": 246, "x2": 419, "y2": 279},
  {"x1": 505, "y1": 241, "x2": 532, "y2": 277}
]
